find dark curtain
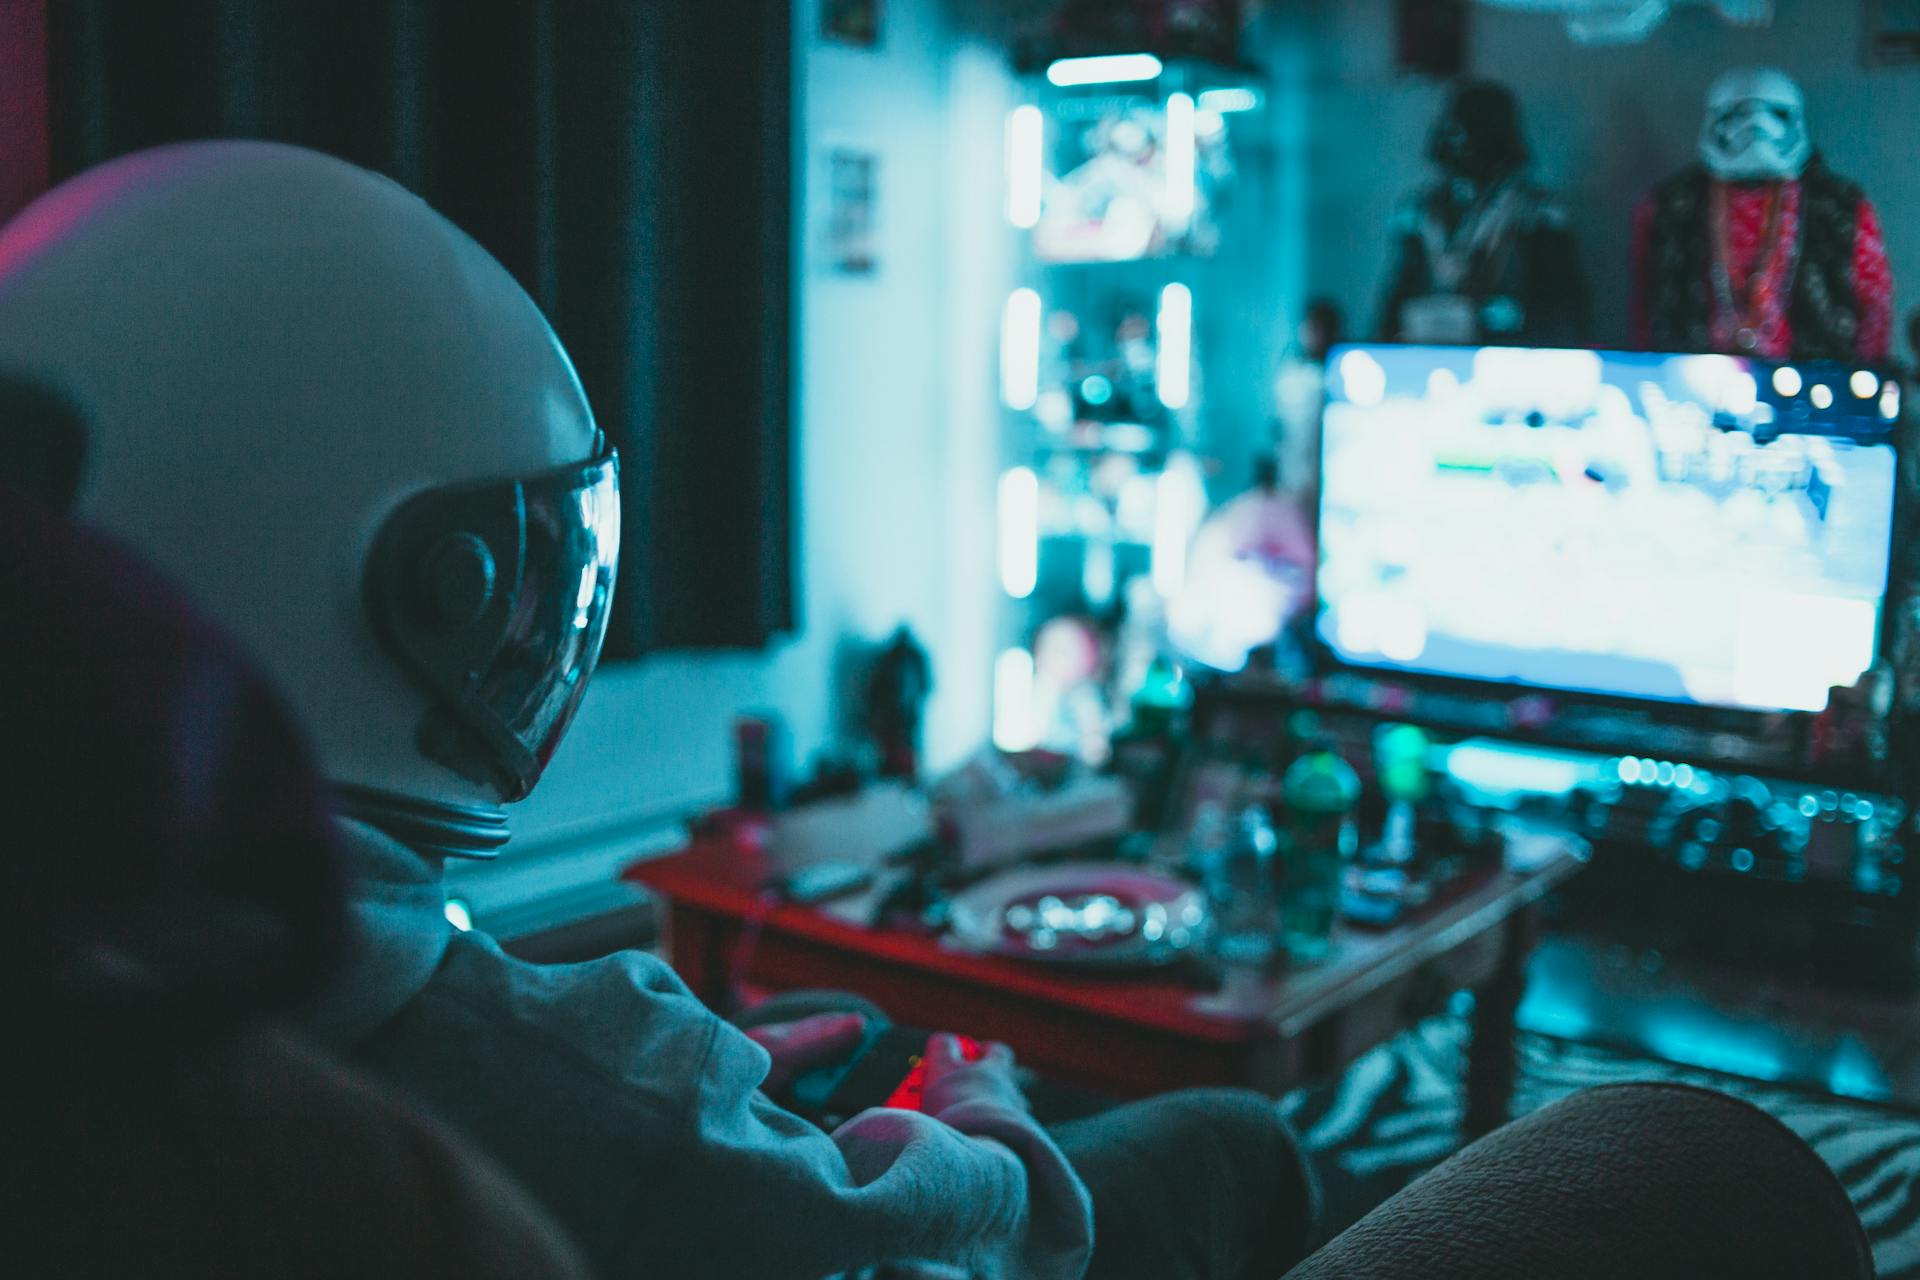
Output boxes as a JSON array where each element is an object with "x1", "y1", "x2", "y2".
[{"x1": 46, "y1": 0, "x2": 794, "y2": 655}]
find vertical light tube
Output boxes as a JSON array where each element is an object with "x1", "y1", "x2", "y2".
[
  {"x1": 1001, "y1": 287, "x2": 1042, "y2": 411},
  {"x1": 998, "y1": 466, "x2": 1040, "y2": 598},
  {"x1": 1153, "y1": 451, "x2": 1204, "y2": 599},
  {"x1": 993, "y1": 647, "x2": 1038, "y2": 752},
  {"x1": 1164, "y1": 92, "x2": 1196, "y2": 231},
  {"x1": 1006, "y1": 105, "x2": 1044, "y2": 229},
  {"x1": 1155, "y1": 282, "x2": 1192, "y2": 411}
]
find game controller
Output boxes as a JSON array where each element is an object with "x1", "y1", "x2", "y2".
[{"x1": 786, "y1": 1018, "x2": 984, "y2": 1127}]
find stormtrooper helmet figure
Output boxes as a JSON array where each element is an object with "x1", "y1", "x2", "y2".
[
  {"x1": 0, "y1": 142, "x2": 619, "y2": 856},
  {"x1": 1699, "y1": 67, "x2": 1811, "y2": 182}
]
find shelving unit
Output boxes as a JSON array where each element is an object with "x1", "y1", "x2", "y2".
[{"x1": 993, "y1": 53, "x2": 1264, "y2": 762}]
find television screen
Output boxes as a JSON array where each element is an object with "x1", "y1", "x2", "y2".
[{"x1": 1316, "y1": 345, "x2": 1901, "y2": 715}]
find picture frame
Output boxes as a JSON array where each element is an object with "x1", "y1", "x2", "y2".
[
  {"x1": 1867, "y1": 0, "x2": 1920, "y2": 64},
  {"x1": 1395, "y1": 0, "x2": 1469, "y2": 78},
  {"x1": 826, "y1": 148, "x2": 879, "y2": 275},
  {"x1": 823, "y1": 0, "x2": 883, "y2": 49}
]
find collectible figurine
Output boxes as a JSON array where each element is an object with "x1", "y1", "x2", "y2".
[
  {"x1": 866, "y1": 626, "x2": 932, "y2": 783},
  {"x1": 1166, "y1": 461, "x2": 1316, "y2": 675},
  {"x1": 1376, "y1": 79, "x2": 1589, "y2": 347},
  {"x1": 1037, "y1": 108, "x2": 1168, "y2": 263},
  {"x1": 1632, "y1": 68, "x2": 1892, "y2": 361}
]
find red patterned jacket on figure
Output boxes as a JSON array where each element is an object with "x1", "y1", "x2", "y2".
[{"x1": 1631, "y1": 156, "x2": 1892, "y2": 363}]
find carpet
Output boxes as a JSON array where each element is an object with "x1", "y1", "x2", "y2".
[{"x1": 1285, "y1": 1017, "x2": 1920, "y2": 1277}]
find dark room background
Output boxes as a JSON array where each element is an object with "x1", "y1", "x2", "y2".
[{"x1": 41, "y1": 0, "x2": 795, "y2": 658}]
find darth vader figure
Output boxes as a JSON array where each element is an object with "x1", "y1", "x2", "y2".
[
  {"x1": 1632, "y1": 68, "x2": 1892, "y2": 362},
  {"x1": 1376, "y1": 79, "x2": 1589, "y2": 347}
]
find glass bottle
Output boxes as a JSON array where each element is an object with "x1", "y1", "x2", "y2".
[
  {"x1": 1207, "y1": 803, "x2": 1283, "y2": 971},
  {"x1": 1278, "y1": 743, "x2": 1361, "y2": 962},
  {"x1": 1107, "y1": 658, "x2": 1191, "y2": 831}
]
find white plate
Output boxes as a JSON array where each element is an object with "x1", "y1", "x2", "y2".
[{"x1": 947, "y1": 862, "x2": 1208, "y2": 968}]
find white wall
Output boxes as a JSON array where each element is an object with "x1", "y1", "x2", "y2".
[
  {"x1": 493, "y1": 0, "x2": 1012, "y2": 861},
  {"x1": 1282, "y1": 0, "x2": 1917, "y2": 352}
]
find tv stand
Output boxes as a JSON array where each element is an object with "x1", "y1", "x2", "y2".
[{"x1": 1192, "y1": 674, "x2": 1920, "y2": 991}]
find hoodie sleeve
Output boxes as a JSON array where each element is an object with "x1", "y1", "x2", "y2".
[
  {"x1": 351, "y1": 930, "x2": 1091, "y2": 1280},
  {"x1": 641, "y1": 1016, "x2": 1093, "y2": 1280}
]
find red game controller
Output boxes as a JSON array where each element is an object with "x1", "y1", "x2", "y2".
[{"x1": 884, "y1": 1034, "x2": 985, "y2": 1110}]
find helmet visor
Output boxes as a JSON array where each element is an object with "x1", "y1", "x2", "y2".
[{"x1": 369, "y1": 447, "x2": 620, "y2": 802}]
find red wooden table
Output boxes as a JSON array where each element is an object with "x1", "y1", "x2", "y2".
[{"x1": 627, "y1": 831, "x2": 1584, "y2": 1136}]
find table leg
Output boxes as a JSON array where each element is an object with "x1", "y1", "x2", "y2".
[{"x1": 1464, "y1": 905, "x2": 1538, "y2": 1139}]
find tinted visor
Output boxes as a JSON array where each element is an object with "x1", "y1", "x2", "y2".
[{"x1": 367, "y1": 447, "x2": 619, "y2": 802}]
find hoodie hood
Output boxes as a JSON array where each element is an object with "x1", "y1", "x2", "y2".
[{"x1": 0, "y1": 483, "x2": 346, "y2": 1038}]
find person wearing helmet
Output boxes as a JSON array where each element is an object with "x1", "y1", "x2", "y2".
[
  {"x1": 0, "y1": 141, "x2": 1107, "y2": 1280},
  {"x1": 0, "y1": 140, "x2": 1341, "y2": 1280},
  {"x1": 0, "y1": 472, "x2": 593, "y2": 1280}
]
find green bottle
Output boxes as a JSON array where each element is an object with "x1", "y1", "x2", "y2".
[
  {"x1": 1371, "y1": 723, "x2": 1431, "y2": 866},
  {"x1": 1108, "y1": 659, "x2": 1192, "y2": 832},
  {"x1": 1278, "y1": 743, "x2": 1361, "y2": 962}
]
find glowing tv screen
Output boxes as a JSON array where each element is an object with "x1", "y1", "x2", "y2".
[{"x1": 1315, "y1": 345, "x2": 1900, "y2": 715}]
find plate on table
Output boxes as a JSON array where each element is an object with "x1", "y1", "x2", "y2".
[{"x1": 947, "y1": 862, "x2": 1208, "y2": 968}]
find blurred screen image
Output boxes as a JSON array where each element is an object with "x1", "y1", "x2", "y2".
[{"x1": 1316, "y1": 345, "x2": 1901, "y2": 714}]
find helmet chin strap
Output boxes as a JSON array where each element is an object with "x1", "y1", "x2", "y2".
[{"x1": 329, "y1": 783, "x2": 512, "y2": 860}]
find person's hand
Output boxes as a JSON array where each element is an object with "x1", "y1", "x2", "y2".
[
  {"x1": 745, "y1": 1012, "x2": 869, "y2": 1092},
  {"x1": 919, "y1": 1033, "x2": 1029, "y2": 1119}
]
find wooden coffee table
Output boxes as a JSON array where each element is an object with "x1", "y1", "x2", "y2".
[{"x1": 627, "y1": 827, "x2": 1584, "y2": 1136}]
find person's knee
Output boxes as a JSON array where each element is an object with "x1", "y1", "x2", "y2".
[
  {"x1": 1160, "y1": 1088, "x2": 1322, "y2": 1269},
  {"x1": 1159, "y1": 1088, "x2": 1306, "y2": 1164},
  {"x1": 1301, "y1": 1082, "x2": 1873, "y2": 1280}
]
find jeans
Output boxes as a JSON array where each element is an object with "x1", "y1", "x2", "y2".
[{"x1": 1053, "y1": 1088, "x2": 1320, "y2": 1280}]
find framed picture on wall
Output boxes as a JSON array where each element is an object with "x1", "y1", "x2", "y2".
[
  {"x1": 823, "y1": 0, "x2": 883, "y2": 48},
  {"x1": 827, "y1": 148, "x2": 878, "y2": 275},
  {"x1": 1395, "y1": 0, "x2": 1469, "y2": 77},
  {"x1": 1868, "y1": 0, "x2": 1920, "y2": 64}
]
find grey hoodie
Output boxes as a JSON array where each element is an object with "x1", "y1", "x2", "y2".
[{"x1": 306, "y1": 820, "x2": 1095, "y2": 1279}]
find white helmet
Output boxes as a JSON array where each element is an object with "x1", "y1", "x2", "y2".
[
  {"x1": 0, "y1": 142, "x2": 619, "y2": 856},
  {"x1": 1699, "y1": 67, "x2": 1811, "y2": 182}
]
